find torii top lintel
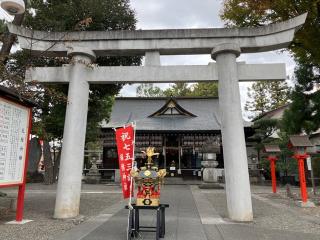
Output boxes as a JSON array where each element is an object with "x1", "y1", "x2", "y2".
[{"x1": 8, "y1": 13, "x2": 307, "y2": 57}]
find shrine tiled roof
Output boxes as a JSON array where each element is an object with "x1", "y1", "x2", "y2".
[{"x1": 101, "y1": 97, "x2": 251, "y2": 131}]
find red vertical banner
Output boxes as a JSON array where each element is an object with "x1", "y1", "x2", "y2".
[{"x1": 115, "y1": 124, "x2": 135, "y2": 199}]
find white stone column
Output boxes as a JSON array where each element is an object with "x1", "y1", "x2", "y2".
[
  {"x1": 145, "y1": 51, "x2": 160, "y2": 66},
  {"x1": 54, "y1": 49, "x2": 96, "y2": 219},
  {"x1": 211, "y1": 43, "x2": 253, "y2": 222}
]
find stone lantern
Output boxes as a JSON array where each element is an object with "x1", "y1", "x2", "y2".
[
  {"x1": 85, "y1": 154, "x2": 101, "y2": 184},
  {"x1": 199, "y1": 137, "x2": 223, "y2": 189},
  {"x1": 288, "y1": 135, "x2": 315, "y2": 207}
]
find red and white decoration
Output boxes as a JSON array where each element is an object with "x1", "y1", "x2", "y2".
[{"x1": 115, "y1": 124, "x2": 135, "y2": 199}]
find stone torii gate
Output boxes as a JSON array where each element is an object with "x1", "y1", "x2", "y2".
[{"x1": 8, "y1": 13, "x2": 306, "y2": 222}]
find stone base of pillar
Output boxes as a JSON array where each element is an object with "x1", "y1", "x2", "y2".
[
  {"x1": 199, "y1": 182, "x2": 224, "y2": 189},
  {"x1": 298, "y1": 200, "x2": 315, "y2": 208}
]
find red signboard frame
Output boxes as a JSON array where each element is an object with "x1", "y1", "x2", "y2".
[{"x1": 0, "y1": 95, "x2": 32, "y2": 222}]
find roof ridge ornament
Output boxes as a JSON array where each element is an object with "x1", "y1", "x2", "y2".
[{"x1": 148, "y1": 97, "x2": 197, "y2": 118}]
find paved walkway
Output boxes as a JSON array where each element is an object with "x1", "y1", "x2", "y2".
[{"x1": 55, "y1": 185, "x2": 320, "y2": 240}]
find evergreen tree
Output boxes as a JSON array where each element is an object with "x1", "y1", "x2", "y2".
[
  {"x1": 4, "y1": 0, "x2": 141, "y2": 143},
  {"x1": 282, "y1": 61, "x2": 320, "y2": 134},
  {"x1": 135, "y1": 82, "x2": 219, "y2": 97},
  {"x1": 189, "y1": 82, "x2": 218, "y2": 97},
  {"x1": 136, "y1": 84, "x2": 164, "y2": 97},
  {"x1": 163, "y1": 83, "x2": 192, "y2": 97},
  {"x1": 1, "y1": 0, "x2": 140, "y2": 183},
  {"x1": 245, "y1": 81, "x2": 290, "y2": 118},
  {"x1": 221, "y1": 0, "x2": 320, "y2": 179}
]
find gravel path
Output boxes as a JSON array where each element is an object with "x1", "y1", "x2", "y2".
[
  {"x1": 204, "y1": 189, "x2": 320, "y2": 235},
  {"x1": 0, "y1": 183, "x2": 122, "y2": 240}
]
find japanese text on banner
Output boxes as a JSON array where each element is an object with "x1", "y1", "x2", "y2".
[{"x1": 115, "y1": 124, "x2": 135, "y2": 199}]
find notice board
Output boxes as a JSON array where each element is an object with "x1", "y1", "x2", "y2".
[{"x1": 0, "y1": 96, "x2": 31, "y2": 186}]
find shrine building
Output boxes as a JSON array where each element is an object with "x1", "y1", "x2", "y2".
[{"x1": 100, "y1": 97, "x2": 257, "y2": 178}]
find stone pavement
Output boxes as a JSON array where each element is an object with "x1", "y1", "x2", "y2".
[
  {"x1": 55, "y1": 185, "x2": 320, "y2": 240},
  {"x1": 0, "y1": 183, "x2": 123, "y2": 240}
]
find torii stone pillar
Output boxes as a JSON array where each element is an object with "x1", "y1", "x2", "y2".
[
  {"x1": 54, "y1": 49, "x2": 96, "y2": 219},
  {"x1": 212, "y1": 43, "x2": 252, "y2": 221}
]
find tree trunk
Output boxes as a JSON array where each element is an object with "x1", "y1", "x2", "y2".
[{"x1": 43, "y1": 140, "x2": 54, "y2": 185}]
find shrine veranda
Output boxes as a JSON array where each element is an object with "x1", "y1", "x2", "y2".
[{"x1": 7, "y1": 13, "x2": 307, "y2": 222}]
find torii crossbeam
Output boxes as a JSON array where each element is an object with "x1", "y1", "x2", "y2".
[
  {"x1": 8, "y1": 13, "x2": 307, "y2": 222},
  {"x1": 26, "y1": 63, "x2": 286, "y2": 84}
]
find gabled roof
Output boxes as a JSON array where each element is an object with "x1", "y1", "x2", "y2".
[
  {"x1": 101, "y1": 97, "x2": 252, "y2": 131},
  {"x1": 148, "y1": 97, "x2": 196, "y2": 117},
  {"x1": 264, "y1": 144, "x2": 281, "y2": 153},
  {"x1": 254, "y1": 104, "x2": 290, "y2": 121},
  {"x1": 288, "y1": 135, "x2": 313, "y2": 147}
]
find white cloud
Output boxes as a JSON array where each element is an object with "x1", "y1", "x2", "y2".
[
  {"x1": 130, "y1": 0, "x2": 224, "y2": 29},
  {"x1": 120, "y1": 0, "x2": 296, "y2": 120}
]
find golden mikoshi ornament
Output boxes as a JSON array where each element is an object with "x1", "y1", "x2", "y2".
[{"x1": 131, "y1": 147, "x2": 166, "y2": 206}]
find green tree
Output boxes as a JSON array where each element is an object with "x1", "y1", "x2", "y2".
[
  {"x1": 22, "y1": 0, "x2": 140, "y2": 141},
  {"x1": 135, "y1": 82, "x2": 219, "y2": 97},
  {"x1": 163, "y1": 83, "x2": 192, "y2": 97},
  {"x1": 281, "y1": 62, "x2": 320, "y2": 135},
  {"x1": 221, "y1": 0, "x2": 320, "y2": 131},
  {"x1": 2, "y1": 0, "x2": 140, "y2": 183},
  {"x1": 221, "y1": 0, "x2": 320, "y2": 63},
  {"x1": 245, "y1": 81, "x2": 290, "y2": 118},
  {"x1": 249, "y1": 118, "x2": 279, "y2": 163},
  {"x1": 136, "y1": 84, "x2": 164, "y2": 97},
  {"x1": 189, "y1": 82, "x2": 219, "y2": 97},
  {"x1": 221, "y1": 1, "x2": 320, "y2": 179}
]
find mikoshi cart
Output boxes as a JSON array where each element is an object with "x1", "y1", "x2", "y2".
[{"x1": 126, "y1": 204, "x2": 169, "y2": 240}]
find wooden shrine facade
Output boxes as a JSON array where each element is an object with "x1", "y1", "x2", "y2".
[{"x1": 100, "y1": 97, "x2": 254, "y2": 177}]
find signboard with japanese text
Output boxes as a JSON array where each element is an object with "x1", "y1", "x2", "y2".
[
  {"x1": 0, "y1": 96, "x2": 31, "y2": 186},
  {"x1": 115, "y1": 124, "x2": 135, "y2": 199}
]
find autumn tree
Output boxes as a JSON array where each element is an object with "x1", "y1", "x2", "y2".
[
  {"x1": 221, "y1": 0, "x2": 320, "y2": 132},
  {"x1": 221, "y1": 0, "x2": 320, "y2": 179}
]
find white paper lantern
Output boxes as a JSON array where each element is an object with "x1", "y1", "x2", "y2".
[{"x1": 1, "y1": 0, "x2": 25, "y2": 15}]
